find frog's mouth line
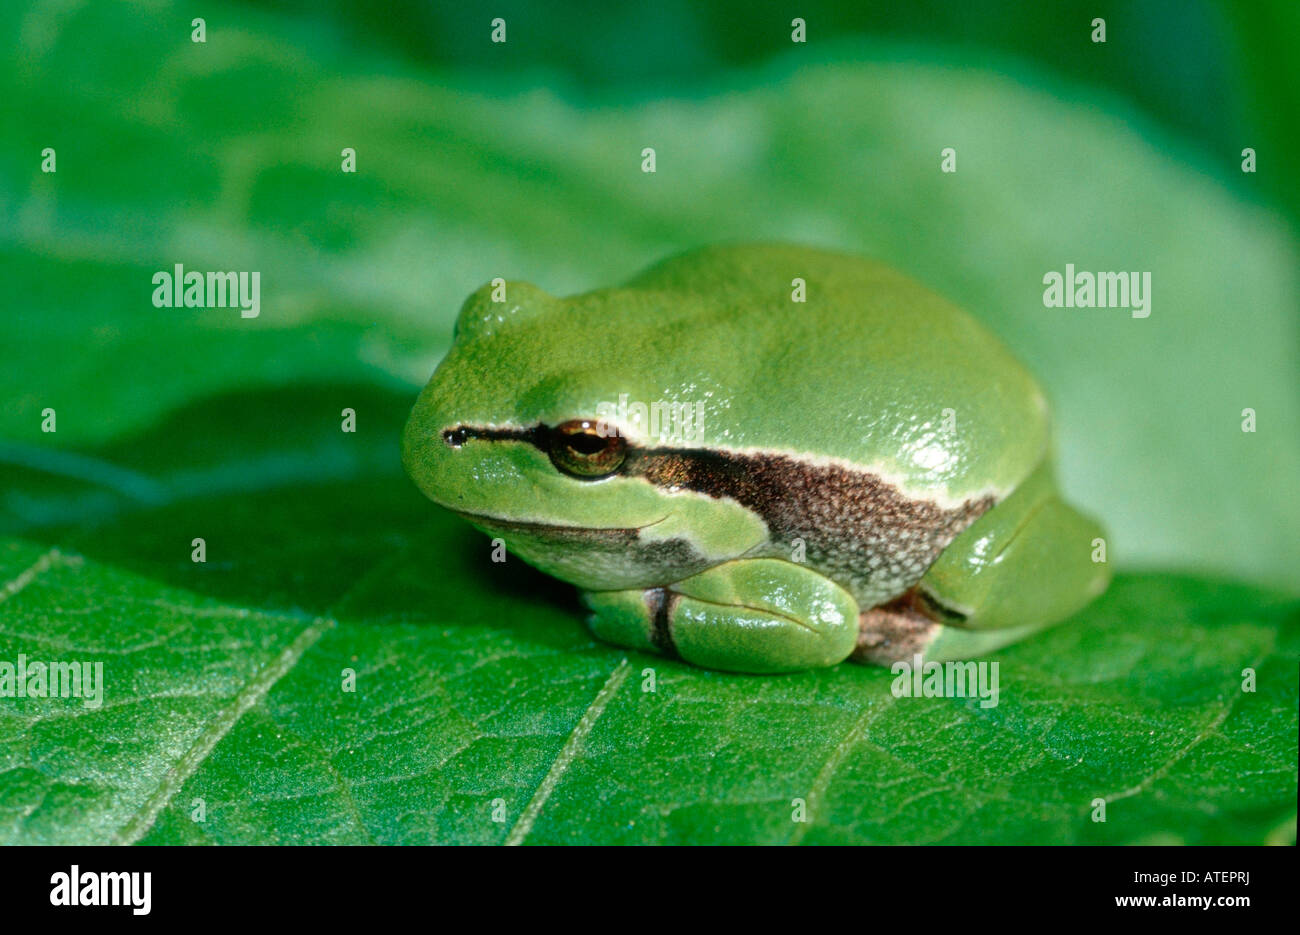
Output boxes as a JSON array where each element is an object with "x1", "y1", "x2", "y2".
[{"x1": 451, "y1": 509, "x2": 670, "y2": 538}]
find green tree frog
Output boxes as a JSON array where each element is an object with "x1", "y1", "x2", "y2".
[{"x1": 403, "y1": 244, "x2": 1110, "y2": 673}]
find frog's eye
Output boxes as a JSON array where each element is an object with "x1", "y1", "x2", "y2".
[{"x1": 548, "y1": 420, "x2": 626, "y2": 479}]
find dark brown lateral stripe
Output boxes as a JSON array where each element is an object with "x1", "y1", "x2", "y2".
[
  {"x1": 442, "y1": 423, "x2": 994, "y2": 604},
  {"x1": 622, "y1": 447, "x2": 992, "y2": 602}
]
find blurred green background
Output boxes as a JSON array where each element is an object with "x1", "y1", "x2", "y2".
[
  {"x1": 4, "y1": 0, "x2": 1297, "y2": 585},
  {"x1": 1, "y1": 0, "x2": 1297, "y2": 845}
]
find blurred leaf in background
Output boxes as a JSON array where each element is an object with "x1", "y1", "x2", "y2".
[
  {"x1": 254, "y1": 0, "x2": 1298, "y2": 227},
  {"x1": 1, "y1": 0, "x2": 1297, "y2": 844},
  {"x1": 4, "y1": 0, "x2": 1296, "y2": 582}
]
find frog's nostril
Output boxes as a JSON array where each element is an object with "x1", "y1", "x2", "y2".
[{"x1": 443, "y1": 428, "x2": 469, "y2": 448}]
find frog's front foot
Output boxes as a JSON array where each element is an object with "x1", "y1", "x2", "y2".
[{"x1": 582, "y1": 558, "x2": 860, "y2": 674}]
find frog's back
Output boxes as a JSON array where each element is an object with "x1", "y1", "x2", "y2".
[{"x1": 621, "y1": 242, "x2": 1050, "y2": 505}]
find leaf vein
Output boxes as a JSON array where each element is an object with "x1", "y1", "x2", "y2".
[
  {"x1": 504, "y1": 658, "x2": 631, "y2": 846},
  {"x1": 109, "y1": 615, "x2": 336, "y2": 845},
  {"x1": 0, "y1": 548, "x2": 66, "y2": 605},
  {"x1": 1103, "y1": 638, "x2": 1277, "y2": 805},
  {"x1": 789, "y1": 696, "x2": 897, "y2": 845}
]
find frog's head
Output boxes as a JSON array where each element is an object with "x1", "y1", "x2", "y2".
[{"x1": 402, "y1": 279, "x2": 767, "y2": 590}]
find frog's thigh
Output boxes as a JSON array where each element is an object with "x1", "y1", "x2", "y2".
[
  {"x1": 584, "y1": 559, "x2": 860, "y2": 674},
  {"x1": 854, "y1": 465, "x2": 1111, "y2": 665}
]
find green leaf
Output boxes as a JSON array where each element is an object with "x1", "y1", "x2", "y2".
[{"x1": 1, "y1": 387, "x2": 1295, "y2": 845}]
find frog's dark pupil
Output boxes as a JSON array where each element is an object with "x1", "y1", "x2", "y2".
[
  {"x1": 443, "y1": 428, "x2": 469, "y2": 448},
  {"x1": 566, "y1": 432, "x2": 608, "y2": 456}
]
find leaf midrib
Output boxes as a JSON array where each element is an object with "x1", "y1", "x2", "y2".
[{"x1": 109, "y1": 613, "x2": 336, "y2": 844}]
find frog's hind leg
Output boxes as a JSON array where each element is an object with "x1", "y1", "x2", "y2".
[{"x1": 851, "y1": 461, "x2": 1110, "y2": 665}]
